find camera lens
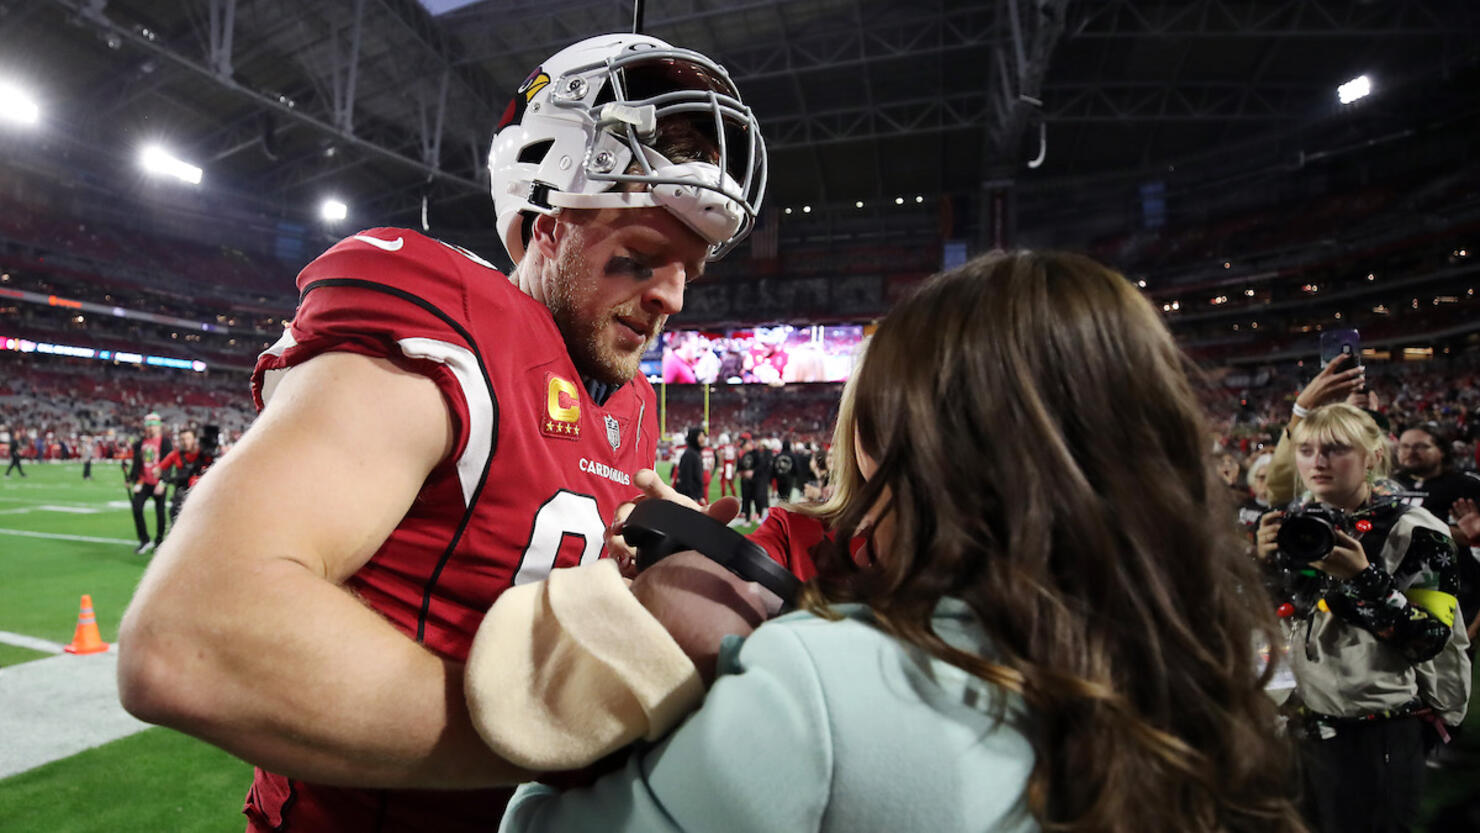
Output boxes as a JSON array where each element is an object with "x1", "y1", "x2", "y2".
[{"x1": 1277, "y1": 514, "x2": 1335, "y2": 563}]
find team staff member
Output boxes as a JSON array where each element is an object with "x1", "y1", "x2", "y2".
[
  {"x1": 674, "y1": 427, "x2": 706, "y2": 503},
  {"x1": 117, "y1": 32, "x2": 766, "y2": 833},
  {"x1": 3, "y1": 424, "x2": 24, "y2": 478},
  {"x1": 126, "y1": 413, "x2": 172, "y2": 555}
]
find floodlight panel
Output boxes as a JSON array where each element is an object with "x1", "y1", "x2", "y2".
[
  {"x1": 321, "y1": 199, "x2": 349, "y2": 221},
  {"x1": 0, "y1": 81, "x2": 40, "y2": 126},
  {"x1": 1337, "y1": 75, "x2": 1371, "y2": 104},
  {"x1": 140, "y1": 145, "x2": 203, "y2": 185}
]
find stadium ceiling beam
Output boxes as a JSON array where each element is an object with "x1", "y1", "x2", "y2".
[
  {"x1": 1043, "y1": 81, "x2": 1310, "y2": 123},
  {"x1": 1068, "y1": 0, "x2": 1455, "y2": 39},
  {"x1": 455, "y1": 1, "x2": 1009, "y2": 85},
  {"x1": 451, "y1": 0, "x2": 793, "y2": 68},
  {"x1": 985, "y1": 0, "x2": 1069, "y2": 167},
  {"x1": 763, "y1": 78, "x2": 1297, "y2": 150},
  {"x1": 50, "y1": 0, "x2": 485, "y2": 195},
  {"x1": 367, "y1": 0, "x2": 497, "y2": 122},
  {"x1": 851, "y1": 0, "x2": 886, "y2": 202},
  {"x1": 714, "y1": 3, "x2": 1006, "y2": 82},
  {"x1": 771, "y1": 2, "x2": 827, "y2": 203}
]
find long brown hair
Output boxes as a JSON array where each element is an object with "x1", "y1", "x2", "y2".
[{"x1": 808, "y1": 251, "x2": 1304, "y2": 833}]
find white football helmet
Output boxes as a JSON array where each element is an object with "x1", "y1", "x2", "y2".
[{"x1": 489, "y1": 33, "x2": 767, "y2": 264}]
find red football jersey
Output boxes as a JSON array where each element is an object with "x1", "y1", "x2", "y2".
[
  {"x1": 247, "y1": 229, "x2": 658, "y2": 832},
  {"x1": 746, "y1": 506, "x2": 822, "y2": 582}
]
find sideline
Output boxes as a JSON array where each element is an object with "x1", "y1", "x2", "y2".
[
  {"x1": 0, "y1": 631, "x2": 66, "y2": 654},
  {"x1": 0, "y1": 648, "x2": 151, "y2": 779},
  {"x1": 0, "y1": 528, "x2": 139, "y2": 546}
]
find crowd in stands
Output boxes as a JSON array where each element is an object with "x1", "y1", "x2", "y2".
[
  {"x1": 0, "y1": 192, "x2": 298, "y2": 303},
  {"x1": 2, "y1": 268, "x2": 284, "y2": 371},
  {"x1": 6, "y1": 343, "x2": 1478, "y2": 476},
  {"x1": 0, "y1": 353, "x2": 254, "y2": 460}
]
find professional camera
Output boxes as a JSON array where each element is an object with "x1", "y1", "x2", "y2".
[
  {"x1": 1275, "y1": 502, "x2": 1353, "y2": 564},
  {"x1": 198, "y1": 424, "x2": 221, "y2": 457}
]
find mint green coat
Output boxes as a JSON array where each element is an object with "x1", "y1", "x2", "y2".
[{"x1": 501, "y1": 600, "x2": 1039, "y2": 833}]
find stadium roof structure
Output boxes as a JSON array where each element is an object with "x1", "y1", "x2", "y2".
[{"x1": 1, "y1": 0, "x2": 1478, "y2": 255}]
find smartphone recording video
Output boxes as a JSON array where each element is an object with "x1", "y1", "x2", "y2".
[{"x1": 1319, "y1": 328, "x2": 1360, "y2": 369}]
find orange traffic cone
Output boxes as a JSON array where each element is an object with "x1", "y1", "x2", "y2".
[{"x1": 64, "y1": 594, "x2": 109, "y2": 655}]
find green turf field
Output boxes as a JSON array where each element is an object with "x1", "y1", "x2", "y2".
[
  {"x1": 0, "y1": 727, "x2": 254, "y2": 833},
  {"x1": 0, "y1": 460, "x2": 751, "y2": 831},
  {"x1": 2, "y1": 462, "x2": 1475, "y2": 830},
  {"x1": 0, "y1": 462, "x2": 254, "y2": 831}
]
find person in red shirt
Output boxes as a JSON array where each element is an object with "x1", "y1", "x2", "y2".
[
  {"x1": 699, "y1": 434, "x2": 717, "y2": 506},
  {"x1": 126, "y1": 412, "x2": 172, "y2": 555},
  {"x1": 116, "y1": 32, "x2": 766, "y2": 833},
  {"x1": 154, "y1": 427, "x2": 216, "y2": 526},
  {"x1": 716, "y1": 432, "x2": 738, "y2": 499}
]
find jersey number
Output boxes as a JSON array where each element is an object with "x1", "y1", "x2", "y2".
[{"x1": 512, "y1": 490, "x2": 606, "y2": 585}]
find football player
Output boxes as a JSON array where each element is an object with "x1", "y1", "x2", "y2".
[{"x1": 117, "y1": 32, "x2": 765, "y2": 833}]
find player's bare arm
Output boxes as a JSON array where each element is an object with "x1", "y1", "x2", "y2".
[{"x1": 117, "y1": 350, "x2": 530, "y2": 788}]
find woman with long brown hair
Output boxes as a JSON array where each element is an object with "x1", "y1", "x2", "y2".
[{"x1": 498, "y1": 251, "x2": 1308, "y2": 833}]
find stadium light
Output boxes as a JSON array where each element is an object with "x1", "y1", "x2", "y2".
[
  {"x1": 1337, "y1": 75, "x2": 1371, "y2": 105},
  {"x1": 0, "y1": 80, "x2": 40, "y2": 126},
  {"x1": 855, "y1": 200, "x2": 864, "y2": 209},
  {"x1": 321, "y1": 198, "x2": 348, "y2": 222},
  {"x1": 140, "y1": 144, "x2": 202, "y2": 185},
  {"x1": 802, "y1": 205, "x2": 811, "y2": 214},
  {"x1": 894, "y1": 196, "x2": 904, "y2": 205}
]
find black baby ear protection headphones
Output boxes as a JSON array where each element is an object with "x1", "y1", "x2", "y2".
[{"x1": 621, "y1": 500, "x2": 802, "y2": 612}]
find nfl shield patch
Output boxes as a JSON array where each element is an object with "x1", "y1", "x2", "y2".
[{"x1": 605, "y1": 414, "x2": 621, "y2": 451}]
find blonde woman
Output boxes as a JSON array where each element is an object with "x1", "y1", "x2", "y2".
[{"x1": 1256, "y1": 403, "x2": 1469, "y2": 833}]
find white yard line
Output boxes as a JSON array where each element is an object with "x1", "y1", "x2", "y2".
[
  {"x1": 0, "y1": 528, "x2": 139, "y2": 546},
  {"x1": 0, "y1": 631, "x2": 66, "y2": 654}
]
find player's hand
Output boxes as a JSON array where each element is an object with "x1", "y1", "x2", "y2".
[
  {"x1": 628, "y1": 551, "x2": 771, "y2": 685},
  {"x1": 132, "y1": 483, "x2": 143, "y2": 494},
  {"x1": 1255, "y1": 511, "x2": 1283, "y2": 562},
  {"x1": 153, "y1": 483, "x2": 165, "y2": 497},
  {"x1": 1295, "y1": 353, "x2": 1364, "y2": 413},
  {"x1": 1313, "y1": 529, "x2": 1369, "y2": 580},
  {"x1": 1452, "y1": 498, "x2": 1480, "y2": 544},
  {"x1": 605, "y1": 469, "x2": 740, "y2": 577}
]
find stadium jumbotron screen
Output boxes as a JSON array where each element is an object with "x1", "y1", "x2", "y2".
[{"x1": 650, "y1": 324, "x2": 865, "y2": 385}]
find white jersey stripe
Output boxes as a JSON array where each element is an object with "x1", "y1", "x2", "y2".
[
  {"x1": 257, "y1": 327, "x2": 300, "y2": 406},
  {"x1": 397, "y1": 337, "x2": 494, "y2": 508}
]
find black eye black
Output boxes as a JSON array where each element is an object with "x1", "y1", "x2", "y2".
[{"x1": 607, "y1": 256, "x2": 654, "y2": 278}]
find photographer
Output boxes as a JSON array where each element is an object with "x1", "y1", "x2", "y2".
[
  {"x1": 153, "y1": 426, "x2": 219, "y2": 526},
  {"x1": 1256, "y1": 403, "x2": 1470, "y2": 833}
]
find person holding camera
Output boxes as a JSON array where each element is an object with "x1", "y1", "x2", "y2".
[
  {"x1": 1256, "y1": 403, "x2": 1470, "y2": 833},
  {"x1": 153, "y1": 427, "x2": 219, "y2": 526}
]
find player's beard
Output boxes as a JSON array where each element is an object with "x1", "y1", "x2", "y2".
[{"x1": 549, "y1": 239, "x2": 660, "y2": 387}]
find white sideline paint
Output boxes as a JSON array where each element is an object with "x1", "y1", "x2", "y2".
[
  {"x1": 0, "y1": 528, "x2": 139, "y2": 546},
  {"x1": 0, "y1": 631, "x2": 66, "y2": 654},
  {"x1": 0, "y1": 505, "x2": 102, "y2": 515},
  {"x1": 0, "y1": 648, "x2": 151, "y2": 779}
]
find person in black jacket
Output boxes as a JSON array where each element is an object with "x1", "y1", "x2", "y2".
[
  {"x1": 773, "y1": 438, "x2": 797, "y2": 503},
  {"x1": 126, "y1": 413, "x2": 173, "y2": 555},
  {"x1": 752, "y1": 437, "x2": 774, "y2": 522},
  {"x1": 674, "y1": 427, "x2": 707, "y2": 503}
]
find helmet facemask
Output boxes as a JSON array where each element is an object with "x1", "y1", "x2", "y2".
[{"x1": 491, "y1": 36, "x2": 767, "y2": 263}]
